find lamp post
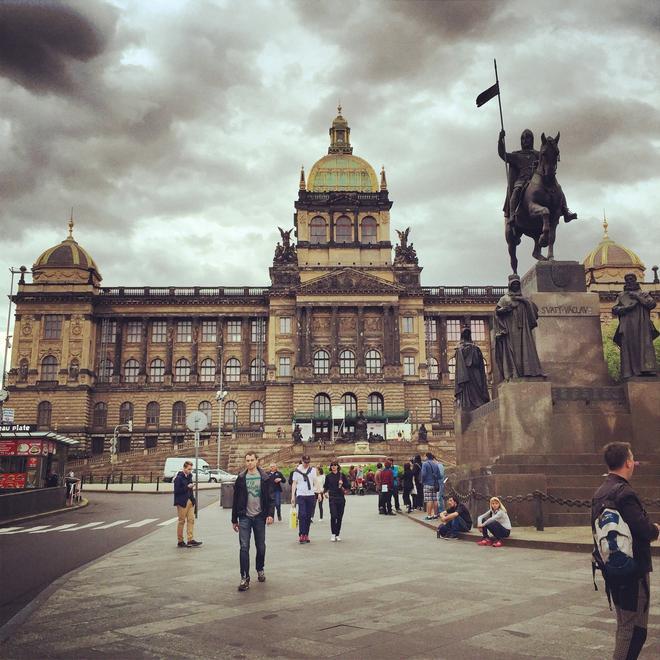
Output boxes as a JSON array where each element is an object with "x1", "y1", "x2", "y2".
[
  {"x1": 2, "y1": 267, "x2": 25, "y2": 395},
  {"x1": 215, "y1": 348, "x2": 227, "y2": 470}
]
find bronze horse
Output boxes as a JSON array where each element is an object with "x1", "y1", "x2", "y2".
[{"x1": 506, "y1": 132, "x2": 569, "y2": 274}]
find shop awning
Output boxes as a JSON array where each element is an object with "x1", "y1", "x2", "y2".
[{"x1": 0, "y1": 429, "x2": 80, "y2": 447}]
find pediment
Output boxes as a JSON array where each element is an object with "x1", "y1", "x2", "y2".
[{"x1": 298, "y1": 268, "x2": 404, "y2": 295}]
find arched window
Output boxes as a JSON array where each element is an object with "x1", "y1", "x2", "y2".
[
  {"x1": 224, "y1": 400, "x2": 238, "y2": 425},
  {"x1": 124, "y1": 359, "x2": 140, "y2": 383},
  {"x1": 339, "y1": 350, "x2": 355, "y2": 376},
  {"x1": 150, "y1": 358, "x2": 165, "y2": 383},
  {"x1": 225, "y1": 358, "x2": 241, "y2": 382},
  {"x1": 41, "y1": 355, "x2": 58, "y2": 381},
  {"x1": 341, "y1": 392, "x2": 357, "y2": 417},
  {"x1": 428, "y1": 357, "x2": 439, "y2": 380},
  {"x1": 93, "y1": 402, "x2": 108, "y2": 428},
  {"x1": 313, "y1": 350, "x2": 329, "y2": 376},
  {"x1": 200, "y1": 358, "x2": 216, "y2": 382},
  {"x1": 172, "y1": 401, "x2": 186, "y2": 427},
  {"x1": 367, "y1": 392, "x2": 384, "y2": 416},
  {"x1": 365, "y1": 349, "x2": 382, "y2": 375},
  {"x1": 250, "y1": 400, "x2": 264, "y2": 424},
  {"x1": 335, "y1": 215, "x2": 353, "y2": 243},
  {"x1": 361, "y1": 216, "x2": 377, "y2": 244},
  {"x1": 313, "y1": 393, "x2": 331, "y2": 417},
  {"x1": 146, "y1": 401, "x2": 160, "y2": 426},
  {"x1": 37, "y1": 401, "x2": 52, "y2": 428},
  {"x1": 310, "y1": 216, "x2": 327, "y2": 244},
  {"x1": 430, "y1": 399, "x2": 442, "y2": 421},
  {"x1": 119, "y1": 402, "x2": 133, "y2": 425},
  {"x1": 448, "y1": 356, "x2": 456, "y2": 381},
  {"x1": 98, "y1": 359, "x2": 113, "y2": 383},
  {"x1": 18, "y1": 358, "x2": 29, "y2": 382},
  {"x1": 198, "y1": 400, "x2": 213, "y2": 426},
  {"x1": 175, "y1": 358, "x2": 191, "y2": 383},
  {"x1": 250, "y1": 358, "x2": 266, "y2": 382}
]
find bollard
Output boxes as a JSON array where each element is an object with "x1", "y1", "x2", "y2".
[
  {"x1": 156, "y1": 477, "x2": 159, "y2": 492},
  {"x1": 120, "y1": 471, "x2": 123, "y2": 484},
  {"x1": 106, "y1": 474, "x2": 110, "y2": 490},
  {"x1": 131, "y1": 475, "x2": 135, "y2": 491},
  {"x1": 533, "y1": 491, "x2": 545, "y2": 531},
  {"x1": 150, "y1": 471, "x2": 153, "y2": 484},
  {"x1": 81, "y1": 474, "x2": 85, "y2": 489},
  {"x1": 111, "y1": 473, "x2": 115, "y2": 484}
]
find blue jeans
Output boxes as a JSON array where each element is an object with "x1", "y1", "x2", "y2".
[
  {"x1": 438, "y1": 516, "x2": 471, "y2": 538},
  {"x1": 482, "y1": 521, "x2": 510, "y2": 541},
  {"x1": 273, "y1": 490, "x2": 282, "y2": 519},
  {"x1": 296, "y1": 495, "x2": 316, "y2": 536},
  {"x1": 238, "y1": 515, "x2": 266, "y2": 578}
]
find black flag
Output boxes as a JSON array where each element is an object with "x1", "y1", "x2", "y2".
[{"x1": 476, "y1": 82, "x2": 499, "y2": 108}]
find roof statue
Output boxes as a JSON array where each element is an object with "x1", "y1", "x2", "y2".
[{"x1": 394, "y1": 227, "x2": 417, "y2": 266}]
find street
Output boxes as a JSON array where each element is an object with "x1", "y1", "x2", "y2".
[{"x1": 0, "y1": 490, "x2": 217, "y2": 627}]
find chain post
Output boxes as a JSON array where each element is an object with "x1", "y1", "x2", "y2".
[{"x1": 534, "y1": 491, "x2": 544, "y2": 531}]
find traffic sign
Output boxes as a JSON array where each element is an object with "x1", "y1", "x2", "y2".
[{"x1": 186, "y1": 411, "x2": 208, "y2": 432}]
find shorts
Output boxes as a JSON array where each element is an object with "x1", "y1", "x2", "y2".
[{"x1": 423, "y1": 485, "x2": 437, "y2": 503}]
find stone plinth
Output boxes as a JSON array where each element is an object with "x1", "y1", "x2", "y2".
[
  {"x1": 521, "y1": 260, "x2": 587, "y2": 293},
  {"x1": 626, "y1": 377, "x2": 660, "y2": 454}
]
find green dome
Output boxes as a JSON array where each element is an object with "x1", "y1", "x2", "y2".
[{"x1": 307, "y1": 154, "x2": 378, "y2": 192}]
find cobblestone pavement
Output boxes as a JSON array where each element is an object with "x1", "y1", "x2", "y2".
[{"x1": 2, "y1": 496, "x2": 659, "y2": 659}]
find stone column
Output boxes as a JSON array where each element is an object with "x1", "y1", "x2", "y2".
[
  {"x1": 216, "y1": 315, "x2": 224, "y2": 384},
  {"x1": 296, "y1": 307, "x2": 304, "y2": 366},
  {"x1": 392, "y1": 305, "x2": 400, "y2": 365},
  {"x1": 191, "y1": 316, "x2": 200, "y2": 376},
  {"x1": 165, "y1": 319, "x2": 174, "y2": 376},
  {"x1": 330, "y1": 306, "x2": 338, "y2": 367},
  {"x1": 113, "y1": 319, "x2": 123, "y2": 377},
  {"x1": 382, "y1": 306, "x2": 391, "y2": 365},
  {"x1": 438, "y1": 316, "x2": 448, "y2": 375},
  {"x1": 139, "y1": 318, "x2": 149, "y2": 375},
  {"x1": 304, "y1": 307, "x2": 313, "y2": 366},
  {"x1": 242, "y1": 316, "x2": 251, "y2": 377}
]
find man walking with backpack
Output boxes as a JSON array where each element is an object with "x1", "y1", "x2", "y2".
[
  {"x1": 291, "y1": 454, "x2": 317, "y2": 544},
  {"x1": 591, "y1": 442, "x2": 659, "y2": 660},
  {"x1": 421, "y1": 452, "x2": 442, "y2": 520}
]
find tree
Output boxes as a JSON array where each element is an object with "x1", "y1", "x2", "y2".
[{"x1": 602, "y1": 320, "x2": 621, "y2": 382}]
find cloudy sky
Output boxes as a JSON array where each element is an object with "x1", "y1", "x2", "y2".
[{"x1": 1, "y1": 0, "x2": 659, "y2": 371}]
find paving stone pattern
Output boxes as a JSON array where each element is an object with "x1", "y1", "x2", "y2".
[{"x1": 3, "y1": 497, "x2": 659, "y2": 659}]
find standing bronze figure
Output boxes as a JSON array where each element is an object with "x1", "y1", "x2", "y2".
[
  {"x1": 498, "y1": 130, "x2": 576, "y2": 273},
  {"x1": 612, "y1": 273, "x2": 658, "y2": 378},
  {"x1": 454, "y1": 327, "x2": 490, "y2": 411}
]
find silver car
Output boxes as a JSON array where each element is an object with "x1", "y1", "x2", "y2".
[{"x1": 192, "y1": 467, "x2": 237, "y2": 483}]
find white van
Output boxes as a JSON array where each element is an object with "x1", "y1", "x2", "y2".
[{"x1": 163, "y1": 457, "x2": 211, "y2": 483}]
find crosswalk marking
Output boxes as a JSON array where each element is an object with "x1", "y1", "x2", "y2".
[
  {"x1": 124, "y1": 518, "x2": 159, "y2": 528},
  {"x1": 93, "y1": 519, "x2": 130, "y2": 530},
  {"x1": 0, "y1": 527, "x2": 24, "y2": 534},
  {"x1": 59, "y1": 522, "x2": 104, "y2": 532},
  {"x1": 157, "y1": 517, "x2": 178, "y2": 526},
  {"x1": 30, "y1": 524, "x2": 77, "y2": 533}
]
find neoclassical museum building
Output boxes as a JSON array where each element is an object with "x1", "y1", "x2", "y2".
[{"x1": 4, "y1": 110, "x2": 658, "y2": 456}]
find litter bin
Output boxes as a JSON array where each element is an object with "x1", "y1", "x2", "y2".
[{"x1": 220, "y1": 482, "x2": 235, "y2": 509}]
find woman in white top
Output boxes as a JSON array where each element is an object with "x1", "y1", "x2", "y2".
[
  {"x1": 476, "y1": 496, "x2": 512, "y2": 547},
  {"x1": 313, "y1": 466, "x2": 326, "y2": 521}
]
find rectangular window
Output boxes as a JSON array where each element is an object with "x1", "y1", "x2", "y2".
[
  {"x1": 446, "y1": 319, "x2": 462, "y2": 342},
  {"x1": 279, "y1": 316, "x2": 291, "y2": 334},
  {"x1": 151, "y1": 321, "x2": 167, "y2": 343},
  {"x1": 43, "y1": 315, "x2": 63, "y2": 339},
  {"x1": 424, "y1": 318, "x2": 437, "y2": 342},
  {"x1": 251, "y1": 319, "x2": 266, "y2": 343},
  {"x1": 126, "y1": 321, "x2": 142, "y2": 343},
  {"x1": 402, "y1": 316, "x2": 414, "y2": 334},
  {"x1": 201, "y1": 320, "x2": 217, "y2": 343},
  {"x1": 100, "y1": 320, "x2": 117, "y2": 343},
  {"x1": 470, "y1": 319, "x2": 486, "y2": 341},
  {"x1": 227, "y1": 320, "x2": 241, "y2": 342},
  {"x1": 278, "y1": 356, "x2": 291, "y2": 377},
  {"x1": 403, "y1": 355, "x2": 416, "y2": 376},
  {"x1": 177, "y1": 320, "x2": 192, "y2": 343}
]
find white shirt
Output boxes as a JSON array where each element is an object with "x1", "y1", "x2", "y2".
[{"x1": 292, "y1": 465, "x2": 317, "y2": 496}]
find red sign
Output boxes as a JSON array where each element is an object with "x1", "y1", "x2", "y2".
[
  {"x1": 0, "y1": 473, "x2": 27, "y2": 489},
  {"x1": 27, "y1": 457, "x2": 38, "y2": 468},
  {"x1": 0, "y1": 441, "x2": 17, "y2": 456},
  {"x1": 15, "y1": 441, "x2": 42, "y2": 456}
]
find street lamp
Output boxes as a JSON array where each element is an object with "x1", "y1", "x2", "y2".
[
  {"x1": 1, "y1": 267, "x2": 26, "y2": 404},
  {"x1": 215, "y1": 388, "x2": 227, "y2": 469}
]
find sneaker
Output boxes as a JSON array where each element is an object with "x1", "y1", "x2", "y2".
[
  {"x1": 477, "y1": 539, "x2": 492, "y2": 546},
  {"x1": 335, "y1": 536, "x2": 341, "y2": 542},
  {"x1": 238, "y1": 578, "x2": 250, "y2": 592},
  {"x1": 492, "y1": 541, "x2": 504, "y2": 548},
  {"x1": 177, "y1": 541, "x2": 187, "y2": 548},
  {"x1": 304, "y1": 535, "x2": 311, "y2": 543},
  {"x1": 187, "y1": 540, "x2": 202, "y2": 547},
  {"x1": 330, "y1": 534, "x2": 336, "y2": 542},
  {"x1": 257, "y1": 570, "x2": 266, "y2": 582},
  {"x1": 299, "y1": 535, "x2": 305, "y2": 544}
]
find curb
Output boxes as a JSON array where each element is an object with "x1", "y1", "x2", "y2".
[{"x1": 0, "y1": 498, "x2": 89, "y2": 527}]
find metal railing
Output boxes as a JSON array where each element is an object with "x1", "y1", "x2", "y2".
[{"x1": 99, "y1": 286, "x2": 269, "y2": 297}]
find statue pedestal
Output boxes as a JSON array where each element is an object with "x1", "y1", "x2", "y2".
[
  {"x1": 626, "y1": 377, "x2": 660, "y2": 454},
  {"x1": 522, "y1": 261, "x2": 609, "y2": 386}
]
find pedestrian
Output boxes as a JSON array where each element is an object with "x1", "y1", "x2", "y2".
[
  {"x1": 412, "y1": 455, "x2": 423, "y2": 510},
  {"x1": 379, "y1": 461, "x2": 395, "y2": 515},
  {"x1": 401, "y1": 462, "x2": 414, "y2": 513},
  {"x1": 291, "y1": 454, "x2": 317, "y2": 544},
  {"x1": 374, "y1": 462, "x2": 383, "y2": 513},
  {"x1": 591, "y1": 442, "x2": 659, "y2": 660},
  {"x1": 390, "y1": 458, "x2": 402, "y2": 512},
  {"x1": 437, "y1": 495, "x2": 472, "y2": 539},
  {"x1": 324, "y1": 461, "x2": 350, "y2": 541},
  {"x1": 434, "y1": 455, "x2": 446, "y2": 514},
  {"x1": 231, "y1": 452, "x2": 275, "y2": 591},
  {"x1": 268, "y1": 462, "x2": 285, "y2": 521},
  {"x1": 314, "y1": 466, "x2": 326, "y2": 521},
  {"x1": 421, "y1": 452, "x2": 441, "y2": 520},
  {"x1": 476, "y1": 497, "x2": 511, "y2": 547},
  {"x1": 173, "y1": 460, "x2": 202, "y2": 548}
]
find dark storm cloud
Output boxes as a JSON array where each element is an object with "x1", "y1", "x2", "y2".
[{"x1": 0, "y1": 0, "x2": 116, "y2": 95}]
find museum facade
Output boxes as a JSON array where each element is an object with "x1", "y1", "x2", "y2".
[{"x1": 4, "y1": 110, "x2": 657, "y2": 456}]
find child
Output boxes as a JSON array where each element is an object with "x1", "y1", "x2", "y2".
[{"x1": 476, "y1": 496, "x2": 511, "y2": 547}]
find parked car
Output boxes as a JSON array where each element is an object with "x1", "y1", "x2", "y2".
[{"x1": 163, "y1": 457, "x2": 211, "y2": 483}]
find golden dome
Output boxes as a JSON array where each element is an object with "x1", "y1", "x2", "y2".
[{"x1": 583, "y1": 218, "x2": 644, "y2": 270}]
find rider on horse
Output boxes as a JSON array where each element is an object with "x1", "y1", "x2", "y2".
[{"x1": 498, "y1": 129, "x2": 577, "y2": 235}]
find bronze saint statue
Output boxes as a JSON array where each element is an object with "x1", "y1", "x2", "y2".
[
  {"x1": 355, "y1": 410, "x2": 368, "y2": 441},
  {"x1": 612, "y1": 273, "x2": 658, "y2": 378},
  {"x1": 498, "y1": 129, "x2": 577, "y2": 273},
  {"x1": 494, "y1": 275, "x2": 544, "y2": 380},
  {"x1": 454, "y1": 327, "x2": 490, "y2": 410}
]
